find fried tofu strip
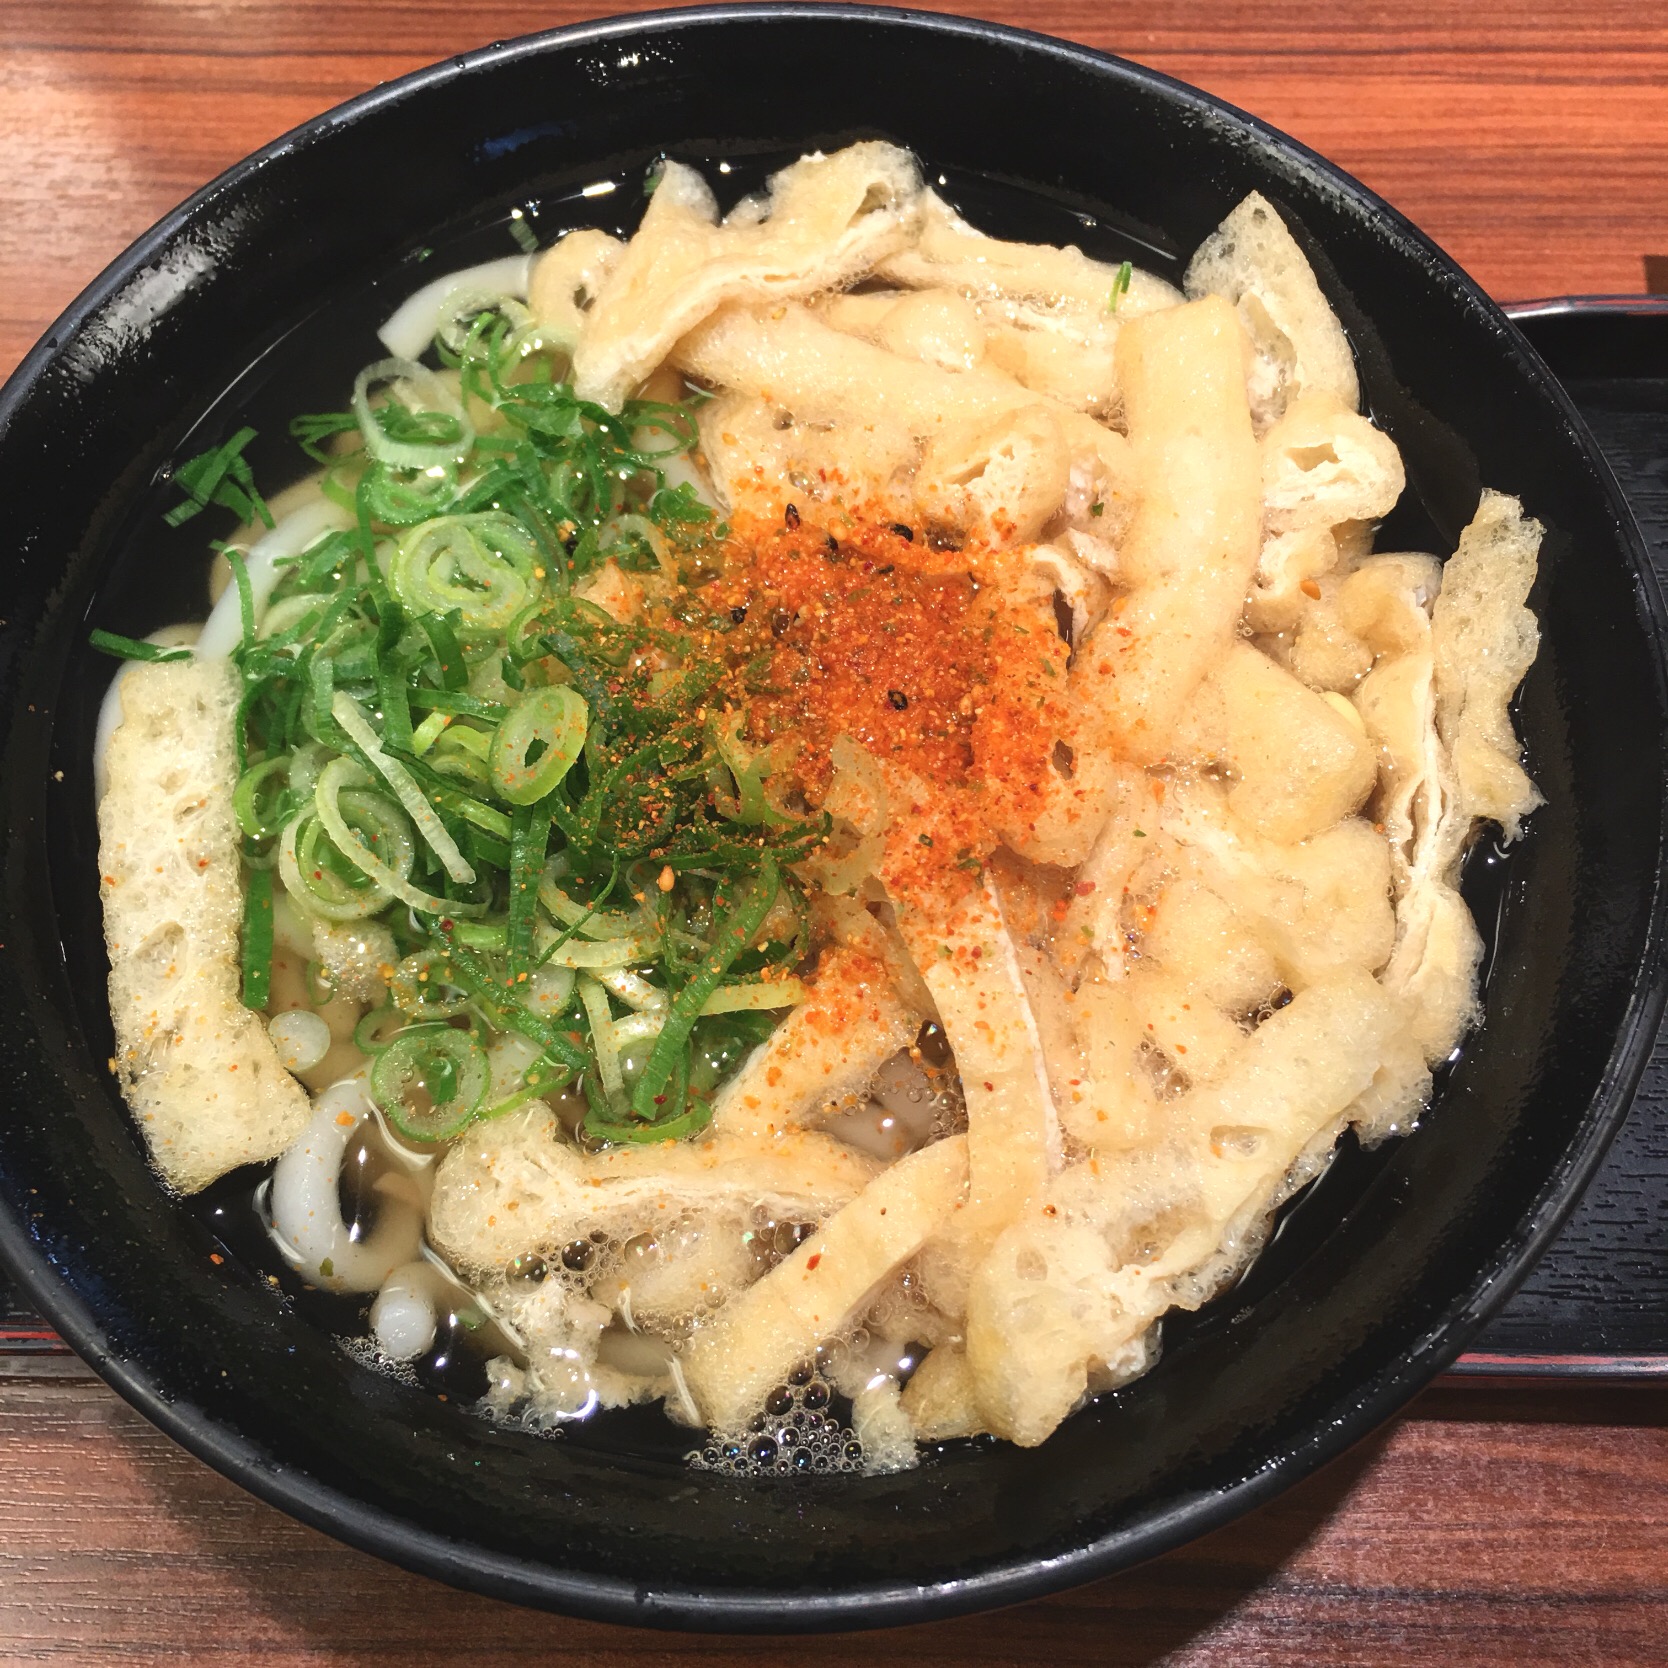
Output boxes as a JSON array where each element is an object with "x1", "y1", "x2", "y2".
[
  {"x1": 1060, "y1": 964, "x2": 1162, "y2": 1152},
  {"x1": 899, "y1": 1340, "x2": 985, "y2": 1441},
  {"x1": 1161, "y1": 782, "x2": 1396, "y2": 991},
  {"x1": 682, "y1": 1134, "x2": 968, "y2": 1432},
  {"x1": 673, "y1": 302, "x2": 1134, "y2": 524},
  {"x1": 1175, "y1": 640, "x2": 1377, "y2": 844},
  {"x1": 1073, "y1": 296, "x2": 1261, "y2": 762},
  {"x1": 1357, "y1": 493, "x2": 1542, "y2": 1065},
  {"x1": 428, "y1": 1106, "x2": 879, "y2": 1274},
  {"x1": 526, "y1": 229, "x2": 624, "y2": 351},
  {"x1": 872, "y1": 862, "x2": 1062, "y2": 1316},
  {"x1": 862, "y1": 190, "x2": 1184, "y2": 421},
  {"x1": 1261, "y1": 390, "x2": 1404, "y2": 536},
  {"x1": 1183, "y1": 191, "x2": 1360, "y2": 431},
  {"x1": 710, "y1": 947, "x2": 922, "y2": 1140},
  {"x1": 99, "y1": 659, "x2": 310, "y2": 1193},
  {"x1": 676, "y1": 298, "x2": 1075, "y2": 438},
  {"x1": 963, "y1": 969, "x2": 1399, "y2": 1445},
  {"x1": 1431, "y1": 490, "x2": 1544, "y2": 837},
  {"x1": 877, "y1": 190, "x2": 1182, "y2": 318},
  {"x1": 917, "y1": 878, "x2": 1059, "y2": 1239},
  {"x1": 563, "y1": 143, "x2": 923, "y2": 410}
]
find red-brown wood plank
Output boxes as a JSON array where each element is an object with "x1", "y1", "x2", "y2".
[
  {"x1": 2, "y1": 1372, "x2": 1665, "y2": 1665},
  {"x1": 1, "y1": 0, "x2": 1666, "y2": 382}
]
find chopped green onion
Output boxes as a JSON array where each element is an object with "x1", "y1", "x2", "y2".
[
  {"x1": 369, "y1": 1025, "x2": 489, "y2": 1142},
  {"x1": 240, "y1": 867, "x2": 274, "y2": 1010},
  {"x1": 351, "y1": 358, "x2": 473, "y2": 472},
  {"x1": 586, "y1": 1052, "x2": 703, "y2": 1144},
  {"x1": 410, "y1": 709, "x2": 452, "y2": 756},
  {"x1": 624, "y1": 853, "x2": 779, "y2": 1127},
  {"x1": 522, "y1": 962, "x2": 577, "y2": 1022},
  {"x1": 390, "y1": 949, "x2": 471, "y2": 1019},
  {"x1": 290, "y1": 410, "x2": 360, "y2": 464},
  {"x1": 279, "y1": 802, "x2": 396, "y2": 922},
  {"x1": 165, "y1": 427, "x2": 274, "y2": 529},
  {"x1": 415, "y1": 609, "x2": 468, "y2": 691},
  {"x1": 408, "y1": 688, "x2": 509, "y2": 722},
  {"x1": 353, "y1": 1005, "x2": 405, "y2": 1054},
  {"x1": 611, "y1": 1011, "x2": 667, "y2": 1047},
  {"x1": 594, "y1": 968, "x2": 669, "y2": 1010},
  {"x1": 579, "y1": 975, "x2": 625, "y2": 1112},
  {"x1": 699, "y1": 979, "x2": 807, "y2": 1015},
  {"x1": 391, "y1": 513, "x2": 542, "y2": 630},
  {"x1": 711, "y1": 710, "x2": 802, "y2": 828},
  {"x1": 534, "y1": 925, "x2": 662, "y2": 970},
  {"x1": 443, "y1": 784, "x2": 513, "y2": 840},
  {"x1": 224, "y1": 547, "x2": 256, "y2": 649},
  {"x1": 362, "y1": 461, "x2": 458, "y2": 527},
  {"x1": 309, "y1": 757, "x2": 477, "y2": 917},
  {"x1": 489, "y1": 685, "x2": 588, "y2": 805},
  {"x1": 89, "y1": 630, "x2": 192, "y2": 665},
  {"x1": 441, "y1": 939, "x2": 588, "y2": 1072},
  {"x1": 372, "y1": 636, "x2": 414, "y2": 757},
  {"x1": 1108, "y1": 259, "x2": 1133, "y2": 314},
  {"x1": 539, "y1": 860, "x2": 640, "y2": 941},
  {"x1": 504, "y1": 804, "x2": 547, "y2": 979},
  {"x1": 233, "y1": 756, "x2": 291, "y2": 841},
  {"x1": 424, "y1": 729, "x2": 494, "y2": 791},
  {"x1": 330, "y1": 690, "x2": 476, "y2": 885}
]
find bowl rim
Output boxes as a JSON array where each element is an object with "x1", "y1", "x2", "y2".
[{"x1": 3, "y1": 1, "x2": 1666, "y2": 1632}]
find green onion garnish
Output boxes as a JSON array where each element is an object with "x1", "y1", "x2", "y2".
[
  {"x1": 489, "y1": 685, "x2": 588, "y2": 806},
  {"x1": 89, "y1": 630, "x2": 192, "y2": 665},
  {"x1": 240, "y1": 867, "x2": 274, "y2": 1011},
  {"x1": 606, "y1": 852, "x2": 781, "y2": 1139},
  {"x1": 107, "y1": 286, "x2": 821, "y2": 1151},
  {"x1": 165, "y1": 427, "x2": 274, "y2": 529},
  {"x1": 1108, "y1": 259, "x2": 1133, "y2": 314},
  {"x1": 369, "y1": 1025, "x2": 489, "y2": 1142}
]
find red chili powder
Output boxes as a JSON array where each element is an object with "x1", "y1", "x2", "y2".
[
  {"x1": 703, "y1": 501, "x2": 1061, "y2": 908},
  {"x1": 711, "y1": 509, "x2": 974, "y2": 783}
]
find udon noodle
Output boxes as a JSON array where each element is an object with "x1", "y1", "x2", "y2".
[{"x1": 94, "y1": 143, "x2": 1542, "y2": 1469}]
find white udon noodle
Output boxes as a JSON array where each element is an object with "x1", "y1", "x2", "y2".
[
  {"x1": 197, "y1": 498, "x2": 354, "y2": 659},
  {"x1": 269, "y1": 1077, "x2": 429, "y2": 1293},
  {"x1": 376, "y1": 253, "x2": 533, "y2": 362}
]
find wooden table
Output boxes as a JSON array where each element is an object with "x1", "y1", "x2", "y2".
[{"x1": 3, "y1": 3, "x2": 1667, "y2": 1661}]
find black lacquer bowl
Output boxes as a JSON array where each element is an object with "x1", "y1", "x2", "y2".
[{"x1": 0, "y1": 4, "x2": 1663, "y2": 1631}]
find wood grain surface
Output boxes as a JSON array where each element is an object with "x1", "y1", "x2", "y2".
[
  {"x1": 3, "y1": 1363, "x2": 1666, "y2": 1665},
  {"x1": 3, "y1": 2, "x2": 1668, "y2": 1662},
  {"x1": 3, "y1": 0, "x2": 1667, "y2": 375}
]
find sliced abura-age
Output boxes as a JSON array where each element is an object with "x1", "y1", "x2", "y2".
[
  {"x1": 682, "y1": 1134, "x2": 969, "y2": 1434},
  {"x1": 1431, "y1": 490, "x2": 1545, "y2": 838},
  {"x1": 959, "y1": 968, "x2": 1400, "y2": 1446},
  {"x1": 710, "y1": 947, "x2": 923, "y2": 1142},
  {"x1": 98, "y1": 659, "x2": 310, "y2": 1193},
  {"x1": 675, "y1": 300, "x2": 1136, "y2": 533},
  {"x1": 1374, "y1": 491, "x2": 1544, "y2": 1063},
  {"x1": 1184, "y1": 191, "x2": 1361, "y2": 433},
  {"x1": 876, "y1": 189, "x2": 1181, "y2": 317},
  {"x1": 554, "y1": 142, "x2": 925, "y2": 411},
  {"x1": 428, "y1": 1108, "x2": 879, "y2": 1276}
]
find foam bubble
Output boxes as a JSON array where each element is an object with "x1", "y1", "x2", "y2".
[{"x1": 686, "y1": 1372, "x2": 865, "y2": 1479}]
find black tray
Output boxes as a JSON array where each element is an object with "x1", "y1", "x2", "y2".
[
  {"x1": 7, "y1": 300, "x2": 1668, "y2": 1381},
  {"x1": 1455, "y1": 299, "x2": 1668, "y2": 1379}
]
